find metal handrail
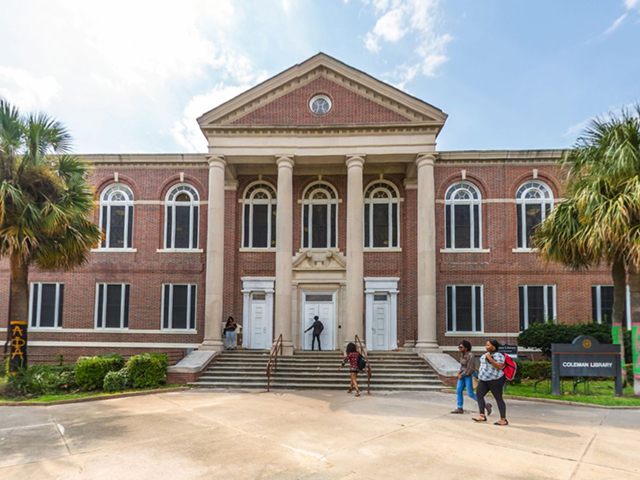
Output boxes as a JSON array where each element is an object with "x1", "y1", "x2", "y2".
[
  {"x1": 266, "y1": 334, "x2": 283, "y2": 392},
  {"x1": 354, "y1": 335, "x2": 371, "y2": 395}
]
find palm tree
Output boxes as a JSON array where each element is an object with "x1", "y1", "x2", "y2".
[
  {"x1": 534, "y1": 105, "x2": 640, "y2": 394},
  {"x1": 0, "y1": 99, "x2": 102, "y2": 371}
]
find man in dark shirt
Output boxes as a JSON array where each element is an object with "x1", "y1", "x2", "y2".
[{"x1": 304, "y1": 315, "x2": 324, "y2": 351}]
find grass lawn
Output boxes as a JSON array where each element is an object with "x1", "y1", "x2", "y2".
[{"x1": 501, "y1": 379, "x2": 640, "y2": 407}]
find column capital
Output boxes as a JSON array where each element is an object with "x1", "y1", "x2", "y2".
[
  {"x1": 207, "y1": 155, "x2": 226, "y2": 169},
  {"x1": 276, "y1": 155, "x2": 295, "y2": 169},
  {"x1": 415, "y1": 153, "x2": 436, "y2": 169},
  {"x1": 345, "y1": 155, "x2": 366, "y2": 169}
]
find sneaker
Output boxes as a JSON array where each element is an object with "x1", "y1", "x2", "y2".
[{"x1": 450, "y1": 408, "x2": 464, "y2": 414}]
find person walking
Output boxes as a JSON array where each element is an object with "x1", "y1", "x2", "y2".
[
  {"x1": 450, "y1": 340, "x2": 477, "y2": 414},
  {"x1": 304, "y1": 315, "x2": 324, "y2": 351},
  {"x1": 338, "y1": 342, "x2": 361, "y2": 396},
  {"x1": 473, "y1": 339, "x2": 508, "y2": 426},
  {"x1": 224, "y1": 316, "x2": 238, "y2": 350}
]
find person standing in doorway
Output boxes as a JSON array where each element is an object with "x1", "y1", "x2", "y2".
[
  {"x1": 224, "y1": 316, "x2": 238, "y2": 350},
  {"x1": 473, "y1": 339, "x2": 508, "y2": 426},
  {"x1": 338, "y1": 342, "x2": 361, "y2": 396},
  {"x1": 304, "y1": 315, "x2": 324, "y2": 351},
  {"x1": 451, "y1": 340, "x2": 477, "y2": 414}
]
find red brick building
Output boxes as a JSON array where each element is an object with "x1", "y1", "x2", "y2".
[{"x1": 0, "y1": 54, "x2": 624, "y2": 363}]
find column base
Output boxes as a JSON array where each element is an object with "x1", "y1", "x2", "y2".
[
  {"x1": 272, "y1": 340, "x2": 294, "y2": 356},
  {"x1": 199, "y1": 339, "x2": 224, "y2": 350},
  {"x1": 414, "y1": 340, "x2": 441, "y2": 353}
]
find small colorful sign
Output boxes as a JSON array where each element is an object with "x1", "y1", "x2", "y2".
[{"x1": 9, "y1": 320, "x2": 28, "y2": 374}]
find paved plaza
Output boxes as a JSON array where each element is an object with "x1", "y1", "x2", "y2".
[{"x1": 1, "y1": 390, "x2": 639, "y2": 479}]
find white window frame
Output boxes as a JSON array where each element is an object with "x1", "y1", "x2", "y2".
[
  {"x1": 364, "y1": 180, "x2": 400, "y2": 249},
  {"x1": 165, "y1": 184, "x2": 200, "y2": 250},
  {"x1": 161, "y1": 284, "x2": 197, "y2": 331},
  {"x1": 519, "y1": 284, "x2": 556, "y2": 330},
  {"x1": 95, "y1": 283, "x2": 130, "y2": 330},
  {"x1": 301, "y1": 181, "x2": 339, "y2": 249},
  {"x1": 99, "y1": 184, "x2": 134, "y2": 249},
  {"x1": 29, "y1": 282, "x2": 63, "y2": 328},
  {"x1": 446, "y1": 284, "x2": 484, "y2": 333},
  {"x1": 242, "y1": 182, "x2": 277, "y2": 249},
  {"x1": 593, "y1": 284, "x2": 632, "y2": 328},
  {"x1": 444, "y1": 182, "x2": 482, "y2": 250},
  {"x1": 516, "y1": 181, "x2": 553, "y2": 249}
]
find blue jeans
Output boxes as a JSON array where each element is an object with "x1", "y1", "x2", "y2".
[
  {"x1": 225, "y1": 331, "x2": 236, "y2": 349},
  {"x1": 456, "y1": 374, "x2": 477, "y2": 408}
]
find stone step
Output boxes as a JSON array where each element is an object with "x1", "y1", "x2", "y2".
[
  {"x1": 205, "y1": 365, "x2": 434, "y2": 373},
  {"x1": 199, "y1": 372, "x2": 440, "y2": 381},
  {"x1": 212, "y1": 357, "x2": 428, "y2": 364},
  {"x1": 190, "y1": 381, "x2": 443, "y2": 391}
]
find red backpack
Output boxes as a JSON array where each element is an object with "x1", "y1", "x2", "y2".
[{"x1": 502, "y1": 355, "x2": 517, "y2": 381}]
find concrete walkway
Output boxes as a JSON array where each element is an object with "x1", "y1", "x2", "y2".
[{"x1": 1, "y1": 390, "x2": 639, "y2": 479}]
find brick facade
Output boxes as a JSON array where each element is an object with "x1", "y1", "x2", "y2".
[{"x1": 0, "y1": 55, "x2": 615, "y2": 364}]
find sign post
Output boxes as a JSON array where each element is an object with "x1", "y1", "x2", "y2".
[
  {"x1": 9, "y1": 320, "x2": 28, "y2": 374},
  {"x1": 551, "y1": 335, "x2": 623, "y2": 396}
]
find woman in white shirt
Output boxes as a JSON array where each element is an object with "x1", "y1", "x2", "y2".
[{"x1": 473, "y1": 339, "x2": 508, "y2": 426}]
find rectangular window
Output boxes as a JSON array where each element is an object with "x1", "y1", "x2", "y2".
[
  {"x1": 592, "y1": 285, "x2": 631, "y2": 326},
  {"x1": 454, "y1": 204, "x2": 471, "y2": 248},
  {"x1": 519, "y1": 285, "x2": 555, "y2": 330},
  {"x1": 252, "y1": 204, "x2": 269, "y2": 248},
  {"x1": 303, "y1": 204, "x2": 310, "y2": 248},
  {"x1": 162, "y1": 284, "x2": 196, "y2": 330},
  {"x1": 446, "y1": 285, "x2": 483, "y2": 332},
  {"x1": 96, "y1": 283, "x2": 130, "y2": 329},
  {"x1": 29, "y1": 283, "x2": 64, "y2": 328}
]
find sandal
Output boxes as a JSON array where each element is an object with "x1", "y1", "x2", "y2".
[
  {"x1": 355, "y1": 391, "x2": 361, "y2": 397},
  {"x1": 347, "y1": 389, "x2": 352, "y2": 394},
  {"x1": 494, "y1": 420, "x2": 509, "y2": 426},
  {"x1": 472, "y1": 415, "x2": 487, "y2": 422}
]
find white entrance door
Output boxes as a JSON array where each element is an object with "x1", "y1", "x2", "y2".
[
  {"x1": 249, "y1": 293, "x2": 268, "y2": 350},
  {"x1": 302, "y1": 293, "x2": 334, "y2": 350},
  {"x1": 371, "y1": 294, "x2": 391, "y2": 350}
]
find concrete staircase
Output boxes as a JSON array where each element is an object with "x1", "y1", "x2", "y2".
[{"x1": 190, "y1": 350, "x2": 444, "y2": 391}]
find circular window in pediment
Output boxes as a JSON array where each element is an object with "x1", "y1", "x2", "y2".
[{"x1": 309, "y1": 94, "x2": 332, "y2": 115}]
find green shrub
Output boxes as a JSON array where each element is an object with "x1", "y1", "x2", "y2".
[
  {"x1": 515, "y1": 361, "x2": 551, "y2": 382},
  {"x1": 517, "y1": 322, "x2": 613, "y2": 359},
  {"x1": 126, "y1": 353, "x2": 168, "y2": 388},
  {"x1": 75, "y1": 354, "x2": 124, "y2": 391},
  {"x1": 103, "y1": 369, "x2": 131, "y2": 392},
  {"x1": 7, "y1": 364, "x2": 76, "y2": 395}
]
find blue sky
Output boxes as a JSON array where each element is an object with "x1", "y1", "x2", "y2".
[{"x1": 0, "y1": 0, "x2": 638, "y2": 153}]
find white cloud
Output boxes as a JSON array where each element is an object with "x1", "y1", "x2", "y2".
[
  {"x1": 0, "y1": 67, "x2": 61, "y2": 110},
  {"x1": 172, "y1": 83, "x2": 253, "y2": 153},
  {"x1": 361, "y1": 0, "x2": 452, "y2": 88},
  {"x1": 625, "y1": 0, "x2": 639, "y2": 10},
  {"x1": 603, "y1": 13, "x2": 628, "y2": 35}
]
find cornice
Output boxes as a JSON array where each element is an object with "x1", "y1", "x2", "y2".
[{"x1": 202, "y1": 123, "x2": 440, "y2": 136}]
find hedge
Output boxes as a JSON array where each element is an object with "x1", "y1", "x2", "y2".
[
  {"x1": 517, "y1": 322, "x2": 612, "y2": 359},
  {"x1": 126, "y1": 353, "x2": 168, "y2": 388},
  {"x1": 103, "y1": 369, "x2": 131, "y2": 392},
  {"x1": 6, "y1": 365, "x2": 76, "y2": 395},
  {"x1": 75, "y1": 354, "x2": 125, "y2": 391}
]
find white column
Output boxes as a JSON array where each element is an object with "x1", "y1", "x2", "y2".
[
  {"x1": 202, "y1": 155, "x2": 226, "y2": 349},
  {"x1": 274, "y1": 155, "x2": 295, "y2": 355},
  {"x1": 415, "y1": 153, "x2": 439, "y2": 351},
  {"x1": 345, "y1": 155, "x2": 365, "y2": 345}
]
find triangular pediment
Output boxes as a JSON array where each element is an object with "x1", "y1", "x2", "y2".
[{"x1": 198, "y1": 53, "x2": 447, "y2": 130}]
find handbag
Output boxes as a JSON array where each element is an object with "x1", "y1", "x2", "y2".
[{"x1": 472, "y1": 372, "x2": 479, "y2": 389}]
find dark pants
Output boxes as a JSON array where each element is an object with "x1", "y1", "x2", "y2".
[
  {"x1": 312, "y1": 334, "x2": 321, "y2": 351},
  {"x1": 477, "y1": 376, "x2": 507, "y2": 418}
]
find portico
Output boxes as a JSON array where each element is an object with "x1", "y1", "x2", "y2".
[{"x1": 196, "y1": 53, "x2": 447, "y2": 354}]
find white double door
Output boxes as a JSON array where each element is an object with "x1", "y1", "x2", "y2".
[{"x1": 302, "y1": 293, "x2": 335, "y2": 350}]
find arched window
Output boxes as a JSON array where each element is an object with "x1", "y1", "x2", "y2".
[
  {"x1": 243, "y1": 182, "x2": 277, "y2": 248},
  {"x1": 444, "y1": 182, "x2": 482, "y2": 249},
  {"x1": 302, "y1": 181, "x2": 338, "y2": 249},
  {"x1": 516, "y1": 181, "x2": 553, "y2": 249},
  {"x1": 99, "y1": 184, "x2": 134, "y2": 249},
  {"x1": 364, "y1": 180, "x2": 400, "y2": 248},
  {"x1": 165, "y1": 184, "x2": 199, "y2": 249}
]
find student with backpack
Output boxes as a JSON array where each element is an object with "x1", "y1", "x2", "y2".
[
  {"x1": 473, "y1": 339, "x2": 509, "y2": 426},
  {"x1": 338, "y1": 342, "x2": 362, "y2": 396},
  {"x1": 304, "y1": 315, "x2": 324, "y2": 351}
]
